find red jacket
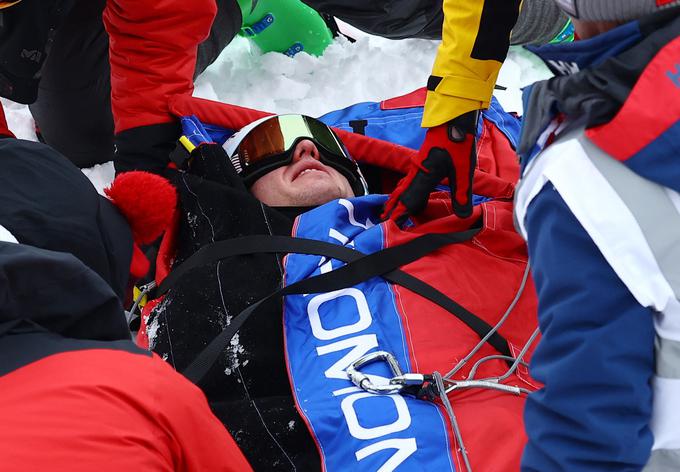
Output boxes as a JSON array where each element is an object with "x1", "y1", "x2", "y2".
[
  {"x1": 0, "y1": 186, "x2": 251, "y2": 471},
  {"x1": 0, "y1": 348, "x2": 252, "y2": 472},
  {"x1": 103, "y1": 0, "x2": 217, "y2": 133}
]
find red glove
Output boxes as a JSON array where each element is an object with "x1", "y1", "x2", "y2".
[{"x1": 382, "y1": 110, "x2": 479, "y2": 224}]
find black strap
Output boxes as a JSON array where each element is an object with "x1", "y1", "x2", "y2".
[
  {"x1": 162, "y1": 232, "x2": 513, "y2": 384},
  {"x1": 349, "y1": 119, "x2": 368, "y2": 136},
  {"x1": 160, "y1": 235, "x2": 363, "y2": 294},
  {"x1": 169, "y1": 141, "x2": 192, "y2": 169},
  {"x1": 320, "y1": 13, "x2": 356, "y2": 43}
]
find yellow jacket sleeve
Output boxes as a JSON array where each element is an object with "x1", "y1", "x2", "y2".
[{"x1": 422, "y1": 0, "x2": 521, "y2": 127}]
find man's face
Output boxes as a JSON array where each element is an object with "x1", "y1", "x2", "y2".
[{"x1": 250, "y1": 139, "x2": 355, "y2": 207}]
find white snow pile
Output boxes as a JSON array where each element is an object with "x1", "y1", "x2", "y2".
[
  {"x1": 2, "y1": 24, "x2": 553, "y2": 192},
  {"x1": 196, "y1": 29, "x2": 552, "y2": 118}
]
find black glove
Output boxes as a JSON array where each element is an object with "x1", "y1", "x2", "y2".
[{"x1": 114, "y1": 122, "x2": 181, "y2": 175}]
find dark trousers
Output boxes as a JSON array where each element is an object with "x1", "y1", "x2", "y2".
[
  {"x1": 30, "y1": 0, "x2": 240, "y2": 168},
  {"x1": 302, "y1": 0, "x2": 444, "y2": 39}
]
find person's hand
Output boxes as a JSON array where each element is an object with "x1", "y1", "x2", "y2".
[
  {"x1": 114, "y1": 122, "x2": 181, "y2": 175},
  {"x1": 382, "y1": 110, "x2": 479, "y2": 224}
]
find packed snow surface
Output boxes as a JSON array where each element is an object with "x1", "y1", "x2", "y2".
[{"x1": 2, "y1": 24, "x2": 552, "y2": 192}]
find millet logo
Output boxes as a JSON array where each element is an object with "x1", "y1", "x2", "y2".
[{"x1": 20, "y1": 49, "x2": 42, "y2": 63}]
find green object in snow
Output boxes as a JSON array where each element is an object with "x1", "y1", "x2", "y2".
[{"x1": 238, "y1": 0, "x2": 334, "y2": 57}]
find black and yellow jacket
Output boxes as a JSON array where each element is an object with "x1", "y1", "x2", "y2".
[
  {"x1": 424, "y1": 0, "x2": 521, "y2": 126},
  {"x1": 302, "y1": 0, "x2": 565, "y2": 126}
]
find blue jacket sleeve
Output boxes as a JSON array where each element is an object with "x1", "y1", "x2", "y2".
[{"x1": 521, "y1": 184, "x2": 655, "y2": 471}]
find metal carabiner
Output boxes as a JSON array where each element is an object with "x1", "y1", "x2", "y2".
[{"x1": 346, "y1": 351, "x2": 421, "y2": 395}]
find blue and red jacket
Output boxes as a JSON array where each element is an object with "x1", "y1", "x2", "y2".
[{"x1": 516, "y1": 9, "x2": 680, "y2": 471}]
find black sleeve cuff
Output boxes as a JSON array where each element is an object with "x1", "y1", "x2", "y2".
[{"x1": 114, "y1": 122, "x2": 181, "y2": 175}]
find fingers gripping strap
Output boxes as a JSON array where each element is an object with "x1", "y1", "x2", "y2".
[
  {"x1": 448, "y1": 111, "x2": 479, "y2": 217},
  {"x1": 398, "y1": 153, "x2": 450, "y2": 216},
  {"x1": 451, "y1": 134, "x2": 477, "y2": 217},
  {"x1": 161, "y1": 233, "x2": 514, "y2": 384}
]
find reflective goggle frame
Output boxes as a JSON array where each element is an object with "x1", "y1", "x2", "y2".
[{"x1": 230, "y1": 114, "x2": 364, "y2": 193}]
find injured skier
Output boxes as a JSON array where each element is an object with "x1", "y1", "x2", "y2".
[
  {"x1": 126, "y1": 98, "x2": 540, "y2": 472},
  {"x1": 225, "y1": 115, "x2": 361, "y2": 207}
]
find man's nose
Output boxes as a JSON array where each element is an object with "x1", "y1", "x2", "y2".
[{"x1": 293, "y1": 139, "x2": 320, "y2": 161}]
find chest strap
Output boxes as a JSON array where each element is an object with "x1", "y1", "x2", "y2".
[{"x1": 158, "y1": 231, "x2": 514, "y2": 384}]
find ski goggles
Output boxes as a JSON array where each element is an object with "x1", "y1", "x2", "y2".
[{"x1": 228, "y1": 114, "x2": 367, "y2": 195}]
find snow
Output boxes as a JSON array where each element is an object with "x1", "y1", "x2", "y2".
[
  {"x1": 2, "y1": 23, "x2": 552, "y2": 191},
  {"x1": 194, "y1": 34, "x2": 440, "y2": 117},
  {"x1": 196, "y1": 32, "x2": 552, "y2": 119},
  {"x1": 145, "y1": 314, "x2": 160, "y2": 349},
  {"x1": 1, "y1": 98, "x2": 36, "y2": 141}
]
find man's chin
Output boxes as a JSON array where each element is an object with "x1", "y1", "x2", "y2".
[{"x1": 288, "y1": 182, "x2": 346, "y2": 207}]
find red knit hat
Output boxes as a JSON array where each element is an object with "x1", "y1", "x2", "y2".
[{"x1": 105, "y1": 172, "x2": 177, "y2": 279}]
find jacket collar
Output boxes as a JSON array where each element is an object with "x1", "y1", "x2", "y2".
[
  {"x1": 518, "y1": 9, "x2": 680, "y2": 164},
  {"x1": 527, "y1": 21, "x2": 643, "y2": 77}
]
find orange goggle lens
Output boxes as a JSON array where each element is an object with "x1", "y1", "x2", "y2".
[{"x1": 233, "y1": 115, "x2": 348, "y2": 172}]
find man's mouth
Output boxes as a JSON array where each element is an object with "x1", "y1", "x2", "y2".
[
  {"x1": 291, "y1": 161, "x2": 328, "y2": 181},
  {"x1": 298, "y1": 168, "x2": 322, "y2": 178}
]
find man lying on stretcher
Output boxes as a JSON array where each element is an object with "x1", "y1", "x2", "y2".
[{"x1": 123, "y1": 96, "x2": 539, "y2": 471}]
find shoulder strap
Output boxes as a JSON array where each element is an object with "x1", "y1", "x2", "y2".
[{"x1": 159, "y1": 232, "x2": 514, "y2": 384}]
